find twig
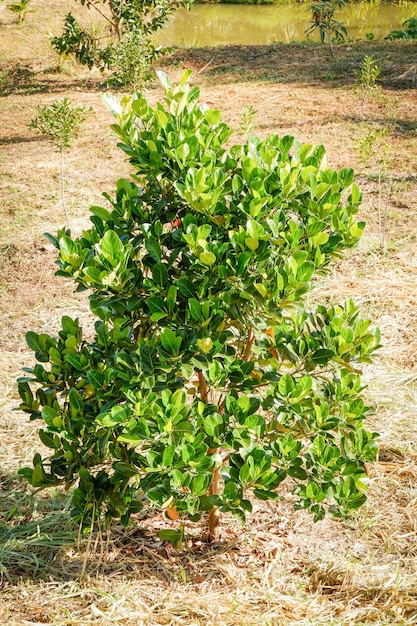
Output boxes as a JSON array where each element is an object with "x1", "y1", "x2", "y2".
[{"x1": 195, "y1": 57, "x2": 215, "y2": 76}]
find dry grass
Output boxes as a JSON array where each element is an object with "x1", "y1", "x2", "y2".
[{"x1": 1, "y1": 2, "x2": 417, "y2": 624}]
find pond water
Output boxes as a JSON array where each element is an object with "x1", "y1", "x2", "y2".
[{"x1": 159, "y1": 2, "x2": 417, "y2": 47}]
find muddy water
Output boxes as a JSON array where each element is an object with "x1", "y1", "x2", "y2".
[{"x1": 159, "y1": 3, "x2": 417, "y2": 47}]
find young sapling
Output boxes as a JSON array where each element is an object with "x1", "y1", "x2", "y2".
[
  {"x1": 29, "y1": 98, "x2": 92, "y2": 227},
  {"x1": 354, "y1": 55, "x2": 382, "y2": 122}
]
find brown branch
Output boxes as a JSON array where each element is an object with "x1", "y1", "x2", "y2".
[
  {"x1": 242, "y1": 326, "x2": 255, "y2": 362},
  {"x1": 83, "y1": 0, "x2": 119, "y2": 34},
  {"x1": 208, "y1": 466, "x2": 220, "y2": 543},
  {"x1": 198, "y1": 371, "x2": 208, "y2": 403}
]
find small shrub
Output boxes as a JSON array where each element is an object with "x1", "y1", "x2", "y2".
[
  {"x1": 18, "y1": 72, "x2": 379, "y2": 544},
  {"x1": 7, "y1": 0, "x2": 33, "y2": 23},
  {"x1": 109, "y1": 31, "x2": 158, "y2": 91},
  {"x1": 386, "y1": 18, "x2": 417, "y2": 40}
]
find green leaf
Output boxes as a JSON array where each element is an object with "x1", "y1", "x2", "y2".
[
  {"x1": 160, "y1": 328, "x2": 182, "y2": 355},
  {"x1": 189, "y1": 299, "x2": 202, "y2": 321},
  {"x1": 253, "y1": 488, "x2": 279, "y2": 501},
  {"x1": 287, "y1": 465, "x2": 308, "y2": 480},
  {"x1": 204, "y1": 109, "x2": 222, "y2": 126},
  {"x1": 311, "y1": 349, "x2": 335, "y2": 365},
  {"x1": 152, "y1": 263, "x2": 169, "y2": 287},
  {"x1": 158, "y1": 529, "x2": 184, "y2": 548},
  {"x1": 100, "y1": 230, "x2": 123, "y2": 262},
  {"x1": 239, "y1": 463, "x2": 251, "y2": 484},
  {"x1": 59, "y1": 237, "x2": 79, "y2": 265},
  {"x1": 90, "y1": 206, "x2": 111, "y2": 222},
  {"x1": 245, "y1": 237, "x2": 259, "y2": 251},
  {"x1": 199, "y1": 251, "x2": 216, "y2": 266},
  {"x1": 140, "y1": 345, "x2": 156, "y2": 374},
  {"x1": 166, "y1": 286, "x2": 177, "y2": 313},
  {"x1": 148, "y1": 297, "x2": 167, "y2": 317},
  {"x1": 349, "y1": 223, "x2": 364, "y2": 238},
  {"x1": 311, "y1": 231, "x2": 329, "y2": 246},
  {"x1": 65, "y1": 354, "x2": 82, "y2": 369},
  {"x1": 278, "y1": 374, "x2": 293, "y2": 395},
  {"x1": 87, "y1": 369, "x2": 103, "y2": 389},
  {"x1": 26, "y1": 331, "x2": 47, "y2": 355},
  {"x1": 176, "y1": 278, "x2": 196, "y2": 298},
  {"x1": 38, "y1": 430, "x2": 57, "y2": 449},
  {"x1": 190, "y1": 473, "x2": 211, "y2": 495},
  {"x1": 146, "y1": 239, "x2": 162, "y2": 262},
  {"x1": 350, "y1": 183, "x2": 361, "y2": 204},
  {"x1": 196, "y1": 338, "x2": 213, "y2": 354},
  {"x1": 296, "y1": 262, "x2": 315, "y2": 283},
  {"x1": 68, "y1": 388, "x2": 83, "y2": 412},
  {"x1": 162, "y1": 445, "x2": 176, "y2": 467},
  {"x1": 203, "y1": 413, "x2": 224, "y2": 437}
]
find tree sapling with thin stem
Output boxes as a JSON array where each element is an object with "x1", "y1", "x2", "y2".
[
  {"x1": 29, "y1": 99, "x2": 92, "y2": 227},
  {"x1": 354, "y1": 126, "x2": 391, "y2": 251},
  {"x1": 354, "y1": 55, "x2": 382, "y2": 122}
]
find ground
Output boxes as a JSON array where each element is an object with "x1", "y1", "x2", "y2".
[{"x1": 1, "y1": 1, "x2": 417, "y2": 624}]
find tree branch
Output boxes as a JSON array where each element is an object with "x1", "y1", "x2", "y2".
[{"x1": 243, "y1": 326, "x2": 255, "y2": 362}]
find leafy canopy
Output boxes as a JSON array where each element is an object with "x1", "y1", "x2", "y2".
[
  {"x1": 51, "y1": 0, "x2": 193, "y2": 85},
  {"x1": 18, "y1": 71, "x2": 379, "y2": 541},
  {"x1": 28, "y1": 98, "x2": 92, "y2": 152}
]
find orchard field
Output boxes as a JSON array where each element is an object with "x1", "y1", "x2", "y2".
[{"x1": 0, "y1": 1, "x2": 417, "y2": 624}]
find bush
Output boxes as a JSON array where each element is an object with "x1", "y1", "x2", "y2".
[
  {"x1": 386, "y1": 18, "x2": 417, "y2": 41},
  {"x1": 18, "y1": 71, "x2": 379, "y2": 543},
  {"x1": 108, "y1": 31, "x2": 158, "y2": 91}
]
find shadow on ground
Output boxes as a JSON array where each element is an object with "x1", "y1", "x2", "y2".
[
  {"x1": 0, "y1": 476, "x2": 238, "y2": 584},
  {"x1": 163, "y1": 41, "x2": 417, "y2": 89}
]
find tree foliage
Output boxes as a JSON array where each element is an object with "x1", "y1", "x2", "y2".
[
  {"x1": 18, "y1": 72, "x2": 379, "y2": 543},
  {"x1": 51, "y1": 0, "x2": 193, "y2": 85},
  {"x1": 28, "y1": 98, "x2": 92, "y2": 152},
  {"x1": 386, "y1": 18, "x2": 417, "y2": 40},
  {"x1": 305, "y1": 0, "x2": 349, "y2": 57},
  {"x1": 354, "y1": 55, "x2": 381, "y2": 122}
]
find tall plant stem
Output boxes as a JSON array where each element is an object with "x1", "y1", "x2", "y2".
[
  {"x1": 208, "y1": 326, "x2": 256, "y2": 541},
  {"x1": 377, "y1": 169, "x2": 382, "y2": 249},
  {"x1": 326, "y1": 25, "x2": 334, "y2": 58},
  {"x1": 108, "y1": 0, "x2": 122, "y2": 40},
  {"x1": 382, "y1": 176, "x2": 391, "y2": 253},
  {"x1": 80, "y1": 503, "x2": 96, "y2": 578},
  {"x1": 85, "y1": 0, "x2": 120, "y2": 39},
  {"x1": 199, "y1": 369, "x2": 221, "y2": 542},
  {"x1": 243, "y1": 326, "x2": 255, "y2": 362},
  {"x1": 198, "y1": 371, "x2": 208, "y2": 403},
  {"x1": 60, "y1": 149, "x2": 69, "y2": 229}
]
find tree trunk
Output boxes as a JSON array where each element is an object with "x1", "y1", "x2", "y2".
[{"x1": 326, "y1": 26, "x2": 334, "y2": 58}]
